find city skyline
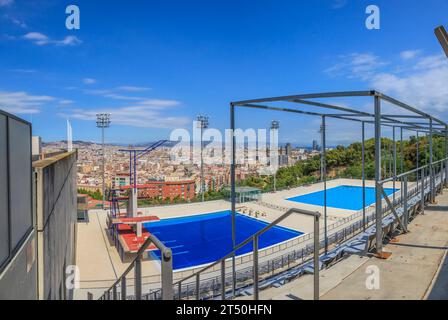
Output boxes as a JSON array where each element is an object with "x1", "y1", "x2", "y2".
[{"x1": 1, "y1": 0, "x2": 448, "y2": 146}]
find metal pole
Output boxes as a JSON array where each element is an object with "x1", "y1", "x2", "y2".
[
  {"x1": 135, "y1": 257, "x2": 142, "y2": 300},
  {"x1": 161, "y1": 249, "x2": 173, "y2": 300},
  {"x1": 404, "y1": 176, "x2": 408, "y2": 228},
  {"x1": 313, "y1": 213, "x2": 320, "y2": 301},
  {"x1": 393, "y1": 127, "x2": 397, "y2": 204},
  {"x1": 102, "y1": 126, "x2": 105, "y2": 209},
  {"x1": 322, "y1": 116, "x2": 328, "y2": 253},
  {"x1": 445, "y1": 126, "x2": 448, "y2": 187},
  {"x1": 200, "y1": 124, "x2": 205, "y2": 202},
  {"x1": 221, "y1": 260, "x2": 226, "y2": 300},
  {"x1": 416, "y1": 131, "x2": 419, "y2": 189},
  {"x1": 374, "y1": 95, "x2": 383, "y2": 255},
  {"x1": 230, "y1": 103, "x2": 236, "y2": 297},
  {"x1": 429, "y1": 119, "x2": 434, "y2": 202},
  {"x1": 253, "y1": 236, "x2": 259, "y2": 300},
  {"x1": 362, "y1": 122, "x2": 366, "y2": 231},
  {"x1": 134, "y1": 151, "x2": 137, "y2": 191},
  {"x1": 400, "y1": 127, "x2": 404, "y2": 201},
  {"x1": 121, "y1": 277, "x2": 127, "y2": 300},
  {"x1": 421, "y1": 167, "x2": 425, "y2": 214}
]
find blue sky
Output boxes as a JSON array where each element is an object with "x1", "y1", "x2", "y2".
[{"x1": 1, "y1": 0, "x2": 448, "y2": 145}]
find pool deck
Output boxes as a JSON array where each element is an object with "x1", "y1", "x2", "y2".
[{"x1": 73, "y1": 178, "x2": 402, "y2": 299}]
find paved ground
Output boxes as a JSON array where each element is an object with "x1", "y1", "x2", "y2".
[
  {"x1": 241, "y1": 187, "x2": 448, "y2": 300},
  {"x1": 321, "y1": 188, "x2": 448, "y2": 300}
]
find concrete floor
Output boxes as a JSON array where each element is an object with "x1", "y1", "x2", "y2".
[{"x1": 255, "y1": 186, "x2": 448, "y2": 300}]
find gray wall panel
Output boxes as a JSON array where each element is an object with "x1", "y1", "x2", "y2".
[
  {"x1": 0, "y1": 115, "x2": 9, "y2": 267},
  {"x1": 8, "y1": 118, "x2": 32, "y2": 249}
]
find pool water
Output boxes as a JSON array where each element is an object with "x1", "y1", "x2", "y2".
[
  {"x1": 286, "y1": 185, "x2": 398, "y2": 211},
  {"x1": 144, "y1": 210, "x2": 302, "y2": 270}
]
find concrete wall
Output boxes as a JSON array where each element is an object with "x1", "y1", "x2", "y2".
[
  {"x1": 0, "y1": 233, "x2": 37, "y2": 300},
  {"x1": 34, "y1": 151, "x2": 78, "y2": 300}
]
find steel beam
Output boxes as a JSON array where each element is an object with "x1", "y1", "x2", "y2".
[{"x1": 435, "y1": 25, "x2": 448, "y2": 59}]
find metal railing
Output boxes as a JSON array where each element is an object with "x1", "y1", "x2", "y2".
[
  {"x1": 170, "y1": 208, "x2": 320, "y2": 301},
  {"x1": 93, "y1": 232, "x2": 173, "y2": 300}
]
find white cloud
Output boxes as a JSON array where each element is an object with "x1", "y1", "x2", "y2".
[
  {"x1": 9, "y1": 68, "x2": 37, "y2": 73},
  {"x1": 326, "y1": 51, "x2": 448, "y2": 116},
  {"x1": 0, "y1": 91, "x2": 55, "y2": 114},
  {"x1": 23, "y1": 32, "x2": 49, "y2": 45},
  {"x1": 371, "y1": 56, "x2": 448, "y2": 113},
  {"x1": 0, "y1": 0, "x2": 14, "y2": 7},
  {"x1": 400, "y1": 50, "x2": 421, "y2": 60},
  {"x1": 56, "y1": 35, "x2": 82, "y2": 46},
  {"x1": 23, "y1": 32, "x2": 82, "y2": 46},
  {"x1": 116, "y1": 86, "x2": 152, "y2": 92},
  {"x1": 83, "y1": 78, "x2": 97, "y2": 85},
  {"x1": 59, "y1": 99, "x2": 74, "y2": 105},
  {"x1": 62, "y1": 96, "x2": 185, "y2": 128},
  {"x1": 325, "y1": 53, "x2": 389, "y2": 80},
  {"x1": 332, "y1": 0, "x2": 348, "y2": 9},
  {"x1": 3, "y1": 14, "x2": 27, "y2": 28}
]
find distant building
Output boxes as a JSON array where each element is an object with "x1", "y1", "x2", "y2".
[
  {"x1": 312, "y1": 140, "x2": 319, "y2": 151},
  {"x1": 285, "y1": 143, "x2": 292, "y2": 156},
  {"x1": 32, "y1": 136, "x2": 42, "y2": 156},
  {"x1": 124, "y1": 179, "x2": 196, "y2": 202}
]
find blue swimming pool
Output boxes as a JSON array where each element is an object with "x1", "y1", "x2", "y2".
[
  {"x1": 286, "y1": 185, "x2": 398, "y2": 211},
  {"x1": 144, "y1": 211, "x2": 302, "y2": 270}
]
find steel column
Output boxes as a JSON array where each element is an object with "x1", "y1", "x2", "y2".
[
  {"x1": 135, "y1": 257, "x2": 142, "y2": 300},
  {"x1": 374, "y1": 95, "x2": 383, "y2": 254},
  {"x1": 322, "y1": 116, "x2": 328, "y2": 253},
  {"x1": 200, "y1": 124, "x2": 205, "y2": 202},
  {"x1": 393, "y1": 127, "x2": 397, "y2": 204},
  {"x1": 362, "y1": 122, "x2": 366, "y2": 231},
  {"x1": 230, "y1": 103, "x2": 236, "y2": 297},
  {"x1": 416, "y1": 131, "x2": 419, "y2": 189},
  {"x1": 429, "y1": 119, "x2": 435, "y2": 202},
  {"x1": 313, "y1": 213, "x2": 320, "y2": 301},
  {"x1": 121, "y1": 277, "x2": 126, "y2": 300},
  {"x1": 421, "y1": 168, "x2": 425, "y2": 214},
  {"x1": 400, "y1": 127, "x2": 404, "y2": 202},
  {"x1": 445, "y1": 126, "x2": 448, "y2": 187},
  {"x1": 253, "y1": 236, "x2": 259, "y2": 300},
  {"x1": 161, "y1": 248, "x2": 174, "y2": 300},
  {"x1": 221, "y1": 260, "x2": 226, "y2": 300},
  {"x1": 102, "y1": 126, "x2": 105, "y2": 209},
  {"x1": 404, "y1": 176, "x2": 408, "y2": 228}
]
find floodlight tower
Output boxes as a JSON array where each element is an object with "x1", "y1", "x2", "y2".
[
  {"x1": 271, "y1": 120, "x2": 280, "y2": 192},
  {"x1": 197, "y1": 115, "x2": 209, "y2": 202},
  {"x1": 96, "y1": 113, "x2": 111, "y2": 209}
]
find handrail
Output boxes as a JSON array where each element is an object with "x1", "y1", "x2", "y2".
[
  {"x1": 173, "y1": 207, "x2": 320, "y2": 296},
  {"x1": 97, "y1": 231, "x2": 173, "y2": 300},
  {"x1": 379, "y1": 157, "x2": 448, "y2": 184}
]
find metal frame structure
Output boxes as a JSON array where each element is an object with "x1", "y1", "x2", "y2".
[
  {"x1": 96, "y1": 113, "x2": 111, "y2": 209},
  {"x1": 230, "y1": 90, "x2": 448, "y2": 257},
  {"x1": 118, "y1": 140, "x2": 167, "y2": 216},
  {"x1": 197, "y1": 115, "x2": 209, "y2": 202}
]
